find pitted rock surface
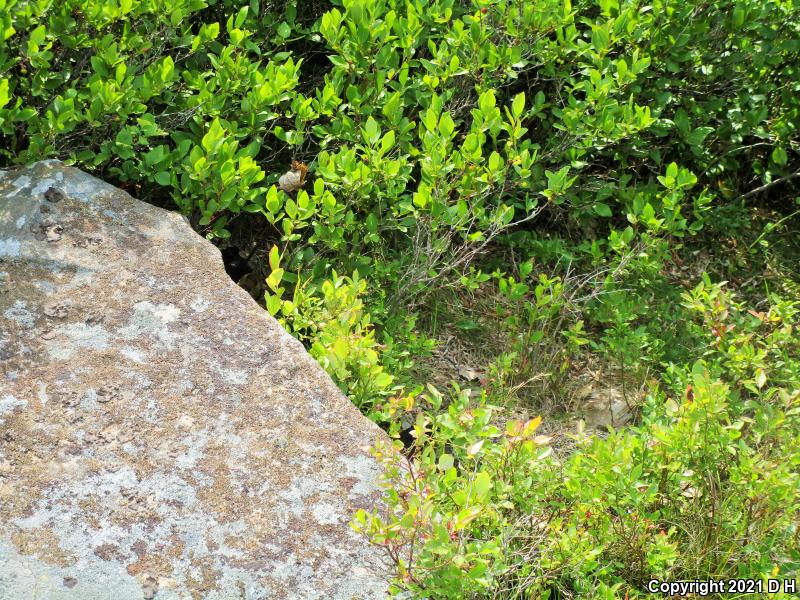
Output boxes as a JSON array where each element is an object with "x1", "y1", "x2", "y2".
[{"x1": 0, "y1": 162, "x2": 389, "y2": 599}]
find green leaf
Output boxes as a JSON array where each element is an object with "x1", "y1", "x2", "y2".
[
  {"x1": 29, "y1": 25, "x2": 46, "y2": 47},
  {"x1": 366, "y1": 213, "x2": 378, "y2": 234},
  {"x1": 269, "y1": 245, "x2": 281, "y2": 270},
  {"x1": 170, "y1": 9, "x2": 184, "y2": 27},
  {"x1": 732, "y1": 7, "x2": 745, "y2": 27},
  {"x1": 285, "y1": 198, "x2": 298, "y2": 220},
  {"x1": 512, "y1": 92, "x2": 525, "y2": 118},
  {"x1": 594, "y1": 203, "x2": 613, "y2": 217},
  {"x1": 472, "y1": 471, "x2": 492, "y2": 502},
  {"x1": 687, "y1": 127, "x2": 713, "y2": 147},
  {"x1": 772, "y1": 147, "x2": 788, "y2": 167},
  {"x1": 201, "y1": 118, "x2": 225, "y2": 153},
  {"x1": 235, "y1": 6, "x2": 249, "y2": 27},
  {"x1": 439, "y1": 113, "x2": 455, "y2": 138},
  {"x1": 266, "y1": 294, "x2": 283, "y2": 315},
  {"x1": 266, "y1": 268, "x2": 284, "y2": 292},
  {"x1": 591, "y1": 25, "x2": 609, "y2": 52},
  {"x1": 478, "y1": 90, "x2": 496, "y2": 115},
  {"x1": 332, "y1": 337, "x2": 348, "y2": 359},
  {"x1": 363, "y1": 117, "x2": 380, "y2": 144},
  {"x1": 380, "y1": 130, "x2": 395, "y2": 154},
  {"x1": 666, "y1": 162, "x2": 678, "y2": 179},
  {"x1": 382, "y1": 92, "x2": 402, "y2": 121},
  {"x1": 265, "y1": 186, "x2": 281, "y2": 213},
  {"x1": 277, "y1": 22, "x2": 291, "y2": 39},
  {"x1": 755, "y1": 368, "x2": 767, "y2": 389},
  {"x1": 438, "y1": 454, "x2": 454, "y2": 471},
  {"x1": 0, "y1": 79, "x2": 9, "y2": 109}
]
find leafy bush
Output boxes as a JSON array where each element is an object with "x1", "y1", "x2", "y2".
[
  {"x1": 354, "y1": 289, "x2": 800, "y2": 598},
  {"x1": 264, "y1": 246, "x2": 395, "y2": 412}
]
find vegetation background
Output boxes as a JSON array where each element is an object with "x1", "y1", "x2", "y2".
[{"x1": 1, "y1": 0, "x2": 798, "y2": 596}]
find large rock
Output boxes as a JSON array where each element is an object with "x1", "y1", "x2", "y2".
[{"x1": 0, "y1": 162, "x2": 389, "y2": 599}]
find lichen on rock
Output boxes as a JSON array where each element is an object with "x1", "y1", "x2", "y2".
[{"x1": 0, "y1": 161, "x2": 389, "y2": 599}]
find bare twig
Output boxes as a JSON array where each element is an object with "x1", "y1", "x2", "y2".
[{"x1": 736, "y1": 170, "x2": 800, "y2": 201}]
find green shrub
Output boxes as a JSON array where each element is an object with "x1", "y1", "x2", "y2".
[
  {"x1": 354, "y1": 288, "x2": 800, "y2": 598},
  {"x1": 264, "y1": 245, "x2": 395, "y2": 413},
  {"x1": 7, "y1": 0, "x2": 796, "y2": 268}
]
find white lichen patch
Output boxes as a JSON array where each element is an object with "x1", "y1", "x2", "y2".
[
  {"x1": 78, "y1": 389, "x2": 101, "y2": 411},
  {"x1": 45, "y1": 323, "x2": 111, "y2": 360},
  {"x1": 10, "y1": 175, "x2": 31, "y2": 191},
  {"x1": 205, "y1": 519, "x2": 248, "y2": 559},
  {"x1": 36, "y1": 382, "x2": 48, "y2": 405},
  {"x1": 120, "y1": 347, "x2": 146, "y2": 362},
  {"x1": 0, "y1": 394, "x2": 27, "y2": 424},
  {"x1": 189, "y1": 296, "x2": 211, "y2": 313},
  {"x1": 65, "y1": 267, "x2": 97, "y2": 288},
  {"x1": 33, "y1": 279, "x2": 57, "y2": 293},
  {"x1": 311, "y1": 502, "x2": 341, "y2": 525},
  {"x1": 31, "y1": 178, "x2": 56, "y2": 196},
  {"x1": 145, "y1": 472, "x2": 199, "y2": 507},
  {"x1": 119, "y1": 301, "x2": 180, "y2": 349},
  {"x1": 214, "y1": 364, "x2": 249, "y2": 386},
  {"x1": 175, "y1": 430, "x2": 209, "y2": 470},
  {"x1": 3, "y1": 300, "x2": 35, "y2": 327},
  {"x1": 336, "y1": 454, "x2": 382, "y2": 499},
  {"x1": 277, "y1": 475, "x2": 334, "y2": 518},
  {"x1": 0, "y1": 540, "x2": 143, "y2": 600},
  {"x1": 176, "y1": 379, "x2": 195, "y2": 394},
  {"x1": 0, "y1": 239, "x2": 21, "y2": 258},
  {"x1": 272, "y1": 557, "x2": 316, "y2": 585}
]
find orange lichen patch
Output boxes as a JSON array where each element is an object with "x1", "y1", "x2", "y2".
[
  {"x1": 126, "y1": 561, "x2": 147, "y2": 577},
  {"x1": 194, "y1": 453, "x2": 251, "y2": 521},
  {"x1": 11, "y1": 528, "x2": 76, "y2": 567},
  {"x1": 185, "y1": 556, "x2": 220, "y2": 600},
  {"x1": 77, "y1": 497, "x2": 103, "y2": 526},
  {"x1": 125, "y1": 541, "x2": 181, "y2": 580},
  {"x1": 94, "y1": 543, "x2": 125, "y2": 561}
]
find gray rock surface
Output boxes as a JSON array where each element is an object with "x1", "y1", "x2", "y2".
[{"x1": 0, "y1": 161, "x2": 390, "y2": 599}]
